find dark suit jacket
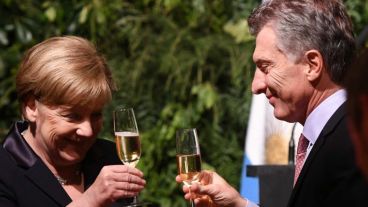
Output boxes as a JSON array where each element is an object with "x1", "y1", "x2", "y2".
[
  {"x1": 287, "y1": 103, "x2": 368, "y2": 207},
  {"x1": 0, "y1": 121, "x2": 132, "y2": 207}
]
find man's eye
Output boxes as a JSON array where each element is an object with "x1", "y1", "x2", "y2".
[
  {"x1": 257, "y1": 64, "x2": 268, "y2": 73},
  {"x1": 257, "y1": 63, "x2": 269, "y2": 73}
]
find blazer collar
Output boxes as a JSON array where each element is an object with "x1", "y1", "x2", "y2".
[{"x1": 3, "y1": 121, "x2": 37, "y2": 168}]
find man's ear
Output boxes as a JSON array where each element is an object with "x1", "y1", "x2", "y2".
[
  {"x1": 303, "y1": 50, "x2": 324, "y2": 82},
  {"x1": 23, "y1": 97, "x2": 38, "y2": 122}
]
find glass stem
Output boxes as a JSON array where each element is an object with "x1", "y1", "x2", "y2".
[
  {"x1": 190, "y1": 199, "x2": 195, "y2": 207},
  {"x1": 188, "y1": 185, "x2": 195, "y2": 207},
  {"x1": 133, "y1": 196, "x2": 138, "y2": 203}
]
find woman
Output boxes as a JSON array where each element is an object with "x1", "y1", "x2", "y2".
[{"x1": 0, "y1": 36, "x2": 146, "y2": 206}]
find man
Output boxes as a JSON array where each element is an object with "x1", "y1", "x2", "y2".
[{"x1": 177, "y1": 0, "x2": 365, "y2": 206}]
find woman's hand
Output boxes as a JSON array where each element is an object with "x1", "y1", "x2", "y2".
[
  {"x1": 71, "y1": 165, "x2": 146, "y2": 207},
  {"x1": 176, "y1": 170, "x2": 248, "y2": 207}
]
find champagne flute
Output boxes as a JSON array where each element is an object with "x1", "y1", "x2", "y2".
[
  {"x1": 176, "y1": 128, "x2": 202, "y2": 207},
  {"x1": 113, "y1": 107, "x2": 141, "y2": 206}
]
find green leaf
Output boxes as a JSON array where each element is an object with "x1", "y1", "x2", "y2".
[
  {"x1": 15, "y1": 21, "x2": 32, "y2": 43},
  {"x1": 224, "y1": 19, "x2": 254, "y2": 43},
  {"x1": 0, "y1": 30, "x2": 8, "y2": 45},
  {"x1": 79, "y1": 5, "x2": 90, "y2": 24},
  {"x1": 45, "y1": 6, "x2": 57, "y2": 22},
  {"x1": 191, "y1": 83, "x2": 219, "y2": 110},
  {"x1": 164, "y1": 0, "x2": 180, "y2": 12},
  {"x1": 96, "y1": 9, "x2": 106, "y2": 24}
]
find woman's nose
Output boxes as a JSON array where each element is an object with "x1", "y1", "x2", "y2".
[{"x1": 76, "y1": 119, "x2": 93, "y2": 137}]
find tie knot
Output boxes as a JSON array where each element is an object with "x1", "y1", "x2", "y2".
[{"x1": 297, "y1": 134, "x2": 309, "y2": 154}]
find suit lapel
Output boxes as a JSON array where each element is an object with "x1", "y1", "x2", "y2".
[
  {"x1": 24, "y1": 160, "x2": 72, "y2": 206},
  {"x1": 288, "y1": 102, "x2": 347, "y2": 206}
]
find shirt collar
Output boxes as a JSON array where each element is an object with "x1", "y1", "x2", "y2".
[{"x1": 302, "y1": 89, "x2": 346, "y2": 144}]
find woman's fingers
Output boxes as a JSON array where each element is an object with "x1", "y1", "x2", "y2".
[
  {"x1": 95, "y1": 165, "x2": 146, "y2": 197},
  {"x1": 112, "y1": 173, "x2": 146, "y2": 185},
  {"x1": 109, "y1": 165, "x2": 144, "y2": 177}
]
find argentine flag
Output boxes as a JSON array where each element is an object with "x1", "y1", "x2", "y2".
[{"x1": 240, "y1": 94, "x2": 302, "y2": 203}]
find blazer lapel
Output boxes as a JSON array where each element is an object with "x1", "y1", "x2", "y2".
[
  {"x1": 24, "y1": 160, "x2": 72, "y2": 206},
  {"x1": 288, "y1": 102, "x2": 347, "y2": 206}
]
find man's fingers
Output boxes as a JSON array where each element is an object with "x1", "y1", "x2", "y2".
[
  {"x1": 195, "y1": 183, "x2": 216, "y2": 196},
  {"x1": 176, "y1": 175, "x2": 183, "y2": 183},
  {"x1": 189, "y1": 183, "x2": 200, "y2": 192}
]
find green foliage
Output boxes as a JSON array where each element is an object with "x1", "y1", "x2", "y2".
[
  {"x1": 0, "y1": 0, "x2": 367, "y2": 206},
  {"x1": 99, "y1": 2, "x2": 256, "y2": 206}
]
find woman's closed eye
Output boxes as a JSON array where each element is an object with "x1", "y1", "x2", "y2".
[{"x1": 61, "y1": 113, "x2": 82, "y2": 122}]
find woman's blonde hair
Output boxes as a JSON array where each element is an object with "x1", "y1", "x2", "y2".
[{"x1": 16, "y1": 36, "x2": 116, "y2": 109}]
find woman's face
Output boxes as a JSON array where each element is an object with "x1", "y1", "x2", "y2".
[{"x1": 27, "y1": 99, "x2": 105, "y2": 167}]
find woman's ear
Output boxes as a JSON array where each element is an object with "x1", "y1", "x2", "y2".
[
  {"x1": 304, "y1": 49, "x2": 324, "y2": 82},
  {"x1": 23, "y1": 97, "x2": 38, "y2": 122}
]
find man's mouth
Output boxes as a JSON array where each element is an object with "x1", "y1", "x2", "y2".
[{"x1": 266, "y1": 95, "x2": 276, "y2": 106}]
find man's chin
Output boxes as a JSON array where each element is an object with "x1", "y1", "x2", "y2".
[{"x1": 273, "y1": 110, "x2": 294, "y2": 122}]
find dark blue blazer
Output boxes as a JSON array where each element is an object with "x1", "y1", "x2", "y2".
[
  {"x1": 288, "y1": 103, "x2": 368, "y2": 207},
  {"x1": 0, "y1": 121, "x2": 132, "y2": 207}
]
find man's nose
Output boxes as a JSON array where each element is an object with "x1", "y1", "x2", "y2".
[{"x1": 251, "y1": 69, "x2": 267, "y2": 94}]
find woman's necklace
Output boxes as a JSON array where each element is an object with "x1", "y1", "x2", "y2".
[
  {"x1": 55, "y1": 175, "x2": 68, "y2": 185},
  {"x1": 54, "y1": 170, "x2": 82, "y2": 185}
]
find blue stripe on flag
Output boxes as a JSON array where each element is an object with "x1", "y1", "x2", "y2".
[{"x1": 240, "y1": 154, "x2": 259, "y2": 204}]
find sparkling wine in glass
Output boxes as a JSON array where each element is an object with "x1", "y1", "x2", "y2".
[
  {"x1": 114, "y1": 107, "x2": 141, "y2": 206},
  {"x1": 115, "y1": 131, "x2": 141, "y2": 167},
  {"x1": 176, "y1": 128, "x2": 202, "y2": 207}
]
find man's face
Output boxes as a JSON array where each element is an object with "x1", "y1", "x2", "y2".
[{"x1": 251, "y1": 26, "x2": 312, "y2": 123}]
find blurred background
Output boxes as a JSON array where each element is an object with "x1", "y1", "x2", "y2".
[{"x1": 0, "y1": 0, "x2": 367, "y2": 206}]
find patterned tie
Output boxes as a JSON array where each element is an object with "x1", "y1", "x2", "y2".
[{"x1": 294, "y1": 134, "x2": 309, "y2": 186}]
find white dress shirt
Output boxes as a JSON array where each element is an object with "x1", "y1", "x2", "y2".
[{"x1": 302, "y1": 89, "x2": 346, "y2": 163}]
